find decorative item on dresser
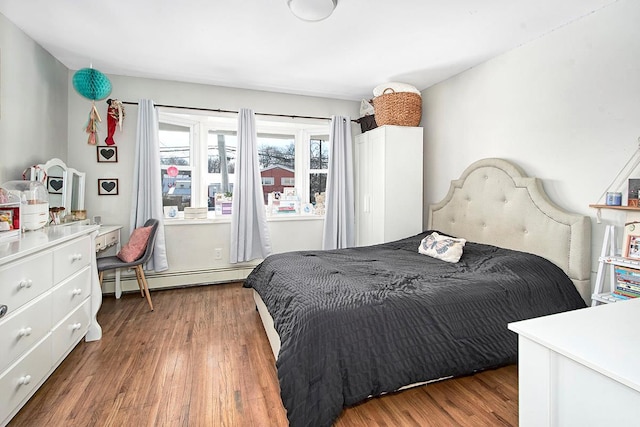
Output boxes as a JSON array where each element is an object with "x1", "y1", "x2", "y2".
[
  {"x1": 0, "y1": 224, "x2": 102, "y2": 426},
  {"x1": 24, "y1": 158, "x2": 86, "y2": 225}
]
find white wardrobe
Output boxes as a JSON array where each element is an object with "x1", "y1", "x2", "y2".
[{"x1": 354, "y1": 125, "x2": 424, "y2": 246}]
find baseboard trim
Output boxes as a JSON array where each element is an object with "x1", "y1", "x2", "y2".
[{"x1": 100, "y1": 266, "x2": 257, "y2": 295}]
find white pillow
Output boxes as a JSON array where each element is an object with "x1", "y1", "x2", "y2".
[
  {"x1": 418, "y1": 232, "x2": 466, "y2": 263},
  {"x1": 373, "y1": 82, "x2": 421, "y2": 97}
]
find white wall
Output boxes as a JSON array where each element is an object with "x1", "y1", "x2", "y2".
[
  {"x1": 65, "y1": 73, "x2": 359, "y2": 291},
  {"x1": 421, "y1": 0, "x2": 640, "y2": 291},
  {"x1": 0, "y1": 13, "x2": 68, "y2": 184}
]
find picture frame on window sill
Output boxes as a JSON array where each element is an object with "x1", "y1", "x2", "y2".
[
  {"x1": 97, "y1": 146, "x2": 118, "y2": 163},
  {"x1": 625, "y1": 234, "x2": 640, "y2": 259},
  {"x1": 98, "y1": 178, "x2": 119, "y2": 196}
]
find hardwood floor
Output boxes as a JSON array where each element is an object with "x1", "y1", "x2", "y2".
[{"x1": 9, "y1": 283, "x2": 518, "y2": 426}]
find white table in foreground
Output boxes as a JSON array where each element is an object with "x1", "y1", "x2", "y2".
[
  {"x1": 95, "y1": 225, "x2": 123, "y2": 298},
  {"x1": 508, "y1": 299, "x2": 640, "y2": 427}
]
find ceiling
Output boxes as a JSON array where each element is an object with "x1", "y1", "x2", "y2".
[{"x1": 0, "y1": 0, "x2": 619, "y2": 101}]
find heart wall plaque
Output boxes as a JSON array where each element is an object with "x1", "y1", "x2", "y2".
[
  {"x1": 97, "y1": 145, "x2": 118, "y2": 162},
  {"x1": 47, "y1": 176, "x2": 64, "y2": 194},
  {"x1": 98, "y1": 179, "x2": 119, "y2": 195}
]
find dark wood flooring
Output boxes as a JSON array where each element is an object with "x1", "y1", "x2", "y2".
[{"x1": 9, "y1": 283, "x2": 518, "y2": 426}]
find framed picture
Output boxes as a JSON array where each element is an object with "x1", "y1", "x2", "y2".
[
  {"x1": 626, "y1": 234, "x2": 640, "y2": 259},
  {"x1": 47, "y1": 176, "x2": 64, "y2": 194},
  {"x1": 629, "y1": 179, "x2": 640, "y2": 207},
  {"x1": 283, "y1": 187, "x2": 297, "y2": 197},
  {"x1": 97, "y1": 146, "x2": 118, "y2": 163},
  {"x1": 98, "y1": 178, "x2": 119, "y2": 196}
]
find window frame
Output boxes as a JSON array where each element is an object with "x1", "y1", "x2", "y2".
[{"x1": 158, "y1": 109, "x2": 329, "y2": 217}]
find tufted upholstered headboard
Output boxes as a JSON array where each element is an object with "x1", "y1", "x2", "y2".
[{"x1": 428, "y1": 158, "x2": 591, "y2": 302}]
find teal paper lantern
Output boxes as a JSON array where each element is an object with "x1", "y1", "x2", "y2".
[{"x1": 72, "y1": 68, "x2": 112, "y2": 101}]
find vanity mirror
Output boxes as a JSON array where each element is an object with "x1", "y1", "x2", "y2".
[{"x1": 26, "y1": 158, "x2": 86, "y2": 214}]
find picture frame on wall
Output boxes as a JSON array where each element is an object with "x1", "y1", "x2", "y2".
[
  {"x1": 47, "y1": 176, "x2": 64, "y2": 194},
  {"x1": 97, "y1": 146, "x2": 118, "y2": 163},
  {"x1": 98, "y1": 178, "x2": 119, "y2": 196},
  {"x1": 625, "y1": 234, "x2": 640, "y2": 259}
]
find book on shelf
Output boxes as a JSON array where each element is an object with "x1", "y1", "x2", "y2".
[
  {"x1": 610, "y1": 291, "x2": 632, "y2": 300},
  {"x1": 615, "y1": 283, "x2": 640, "y2": 297},
  {"x1": 615, "y1": 266, "x2": 640, "y2": 284},
  {"x1": 614, "y1": 290, "x2": 639, "y2": 299}
]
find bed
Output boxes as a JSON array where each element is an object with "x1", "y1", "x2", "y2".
[{"x1": 244, "y1": 158, "x2": 591, "y2": 427}]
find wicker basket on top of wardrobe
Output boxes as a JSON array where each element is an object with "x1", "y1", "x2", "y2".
[{"x1": 372, "y1": 88, "x2": 422, "y2": 127}]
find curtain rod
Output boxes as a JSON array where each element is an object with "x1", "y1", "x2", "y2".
[{"x1": 116, "y1": 100, "x2": 357, "y2": 122}]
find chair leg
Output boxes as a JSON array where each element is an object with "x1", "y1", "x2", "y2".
[
  {"x1": 135, "y1": 265, "x2": 154, "y2": 311},
  {"x1": 99, "y1": 271, "x2": 104, "y2": 286},
  {"x1": 134, "y1": 267, "x2": 144, "y2": 297}
]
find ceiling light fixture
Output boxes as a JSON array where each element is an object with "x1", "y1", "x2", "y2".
[{"x1": 287, "y1": 0, "x2": 337, "y2": 22}]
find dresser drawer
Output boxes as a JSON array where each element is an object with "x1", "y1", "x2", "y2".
[
  {"x1": 103, "y1": 230, "x2": 119, "y2": 249},
  {"x1": 95, "y1": 229, "x2": 119, "y2": 253},
  {"x1": 0, "y1": 251, "x2": 53, "y2": 317},
  {"x1": 94, "y1": 234, "x2": 106, "y2": 252},
  {"x1": 0, "y1": 334, "x2": 52, "y2": 425},
  {"x1": 53, "y1": 236, "x2": 91, "y2": 284},
  {"x1": 0, "y1": 292, "x2": 52, "y2": 370},
  {"x1": 51, "y1": 298, "x2": 90, "y2": 365},
  {"x1": 51, "y1": 267, "x2": 91, "y2": 326}
]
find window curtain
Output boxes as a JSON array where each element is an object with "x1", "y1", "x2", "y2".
[
  {"x1": 131, "y1": 99, "x2": 169, "y2": 272},
  {"x1": 322, "y1": 115, "x2": 355, "y2": 250},
  {"x1": 230, "y1": 108, "x2": 272, "y2": 263}
]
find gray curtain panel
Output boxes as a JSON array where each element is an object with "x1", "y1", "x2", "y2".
[
  {"x1": 230, "y1": 108, "x2": 272, "y2": 263},
  {"x1": 322, "y1": 115, "x2": 355, "y2": 250},
  {"x1": 131, "y1": 99, "x2": 169, "y2": 272}
]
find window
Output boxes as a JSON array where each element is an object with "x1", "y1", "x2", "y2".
[
  {"x1": 308, "y1": 135, "x2": 329, "y2": 205},
  {"x1": 159, "y1": 120, "x2": 194, "y2": 211},
  {"x1": 158, "y1": 111, "x2": 329, "y2": 215}
]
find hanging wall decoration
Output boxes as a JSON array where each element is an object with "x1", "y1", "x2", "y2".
[
  {"x1": 96, "y1": 146, "x2": 118, "y2": 163},
  {"x1": 72, "y1": 67, "x2": 112, "y2": 145},
  {"x1": 105, "y1": 99, "x2": 125, "y2": 145},
  {"x1": 98, "y1": 178, "x2": 119, "y2": 196}
]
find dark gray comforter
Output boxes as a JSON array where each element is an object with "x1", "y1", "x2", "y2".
[{"x1": 244, "y1": 231, "x2": 587, "y2": 427}]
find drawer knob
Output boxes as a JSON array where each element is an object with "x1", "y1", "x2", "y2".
[
  {"x1": 71, "y1": 322, "x2": 82, "y2": 331},
  {"x1": 18, "y1": 327, "x2": 33, "y2": 337},
  {"x1": 18, "y1": 375, "x2": 32, "y2": 386},
  {"x1": 71, "y1": 253, "x2": 83, "y2": 261},
  {"x1": 72, "y1": 288, "x2": 83, "y2": 296},
  {"x1": 0, "y1": 305, "x2": 7, "y2": 318},
  {"x1": 18, "y1": 279, "x2": 33, "y2": 289}
]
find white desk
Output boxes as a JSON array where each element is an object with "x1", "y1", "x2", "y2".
[
  {"x1": 96, "y1": 225, "x2": 123, "y2": 298},
  {"x1": 508, "y1": 300, "x2": 640, "y2": 427}
]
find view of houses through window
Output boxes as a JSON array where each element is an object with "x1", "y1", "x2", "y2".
[{"x1": 159, "y1": 111, "x2": 329, "y2": 216}]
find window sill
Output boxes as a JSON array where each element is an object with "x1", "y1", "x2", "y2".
[{"x1": 163, "y1": 214, "x2": 324, "y2": 226}]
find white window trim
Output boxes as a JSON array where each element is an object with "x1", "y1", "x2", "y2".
[{"x1": 158, "y1": 109, "x2": 329, "y2": 218}]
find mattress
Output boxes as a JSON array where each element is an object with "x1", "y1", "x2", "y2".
[{"x1": 244, "y1": 231, "x2": 587, "y2": 427}]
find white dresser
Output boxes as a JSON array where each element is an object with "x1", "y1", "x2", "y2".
[
  {"x1": 0, "y1": 224, "x2": 102, "y2": 426},
  {"x1": 509, "y1": 300, "x2": 640, "y2": 427},
  {"x1": 354, "y1": 125, "x2": 424, "y2": 246}
]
